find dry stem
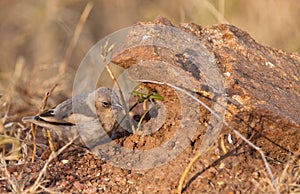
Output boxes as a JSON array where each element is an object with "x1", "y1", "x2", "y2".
[
  {"x1": 31, "y1": 84, "x2": 58, "y2": 162},
  {"x1": 59, "y1": 1, "x2": 94, "y2": 75}
]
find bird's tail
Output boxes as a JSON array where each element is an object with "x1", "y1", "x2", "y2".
[{"x1": 22, "y1": 116, "x2": 35, "y2": 123}]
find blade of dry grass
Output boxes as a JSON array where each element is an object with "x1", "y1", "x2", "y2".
[
  {"x1": 59, "y1": 1, "x2": 94, "y2": 75},
  {"x1": 100, "y1": 40, "x2": 135, "y2": 134},
  {"x1": 192, "y1": 0, "x2": 229, "y2": 24},
  {"x1": 31, "y1": 84, "x2": 58, "y2": 162}
]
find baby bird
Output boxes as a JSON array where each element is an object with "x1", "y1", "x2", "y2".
[{"x1": 22, "y1": 87, "x2": 123, "y2": 147}]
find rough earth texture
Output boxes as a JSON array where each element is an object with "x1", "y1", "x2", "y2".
[{"x1": 1, "y1": 17, "x2": 300, "y2": 193}]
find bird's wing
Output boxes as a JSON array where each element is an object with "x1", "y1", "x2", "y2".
[
  {"x1": 21, "y1": 98, "x2": 75, "y2": 128},
  {"x1": 37, "y1": 98, "x2": 76, "y2": 125},
  {"x1": 23, "y1": 92, "x2": 97, "y2": 127}
]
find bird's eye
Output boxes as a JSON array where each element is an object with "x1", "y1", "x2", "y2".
[{"x1": 102, "y1": 101, "x2": 110, "y2": 108}]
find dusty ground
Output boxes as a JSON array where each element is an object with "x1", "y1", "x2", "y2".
[{"x1": 0, "y1": 83, "x2": 299, "y2": 194}]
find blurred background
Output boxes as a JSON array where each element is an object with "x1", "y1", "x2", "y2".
[{"x1": 0, "y1": 0, "x2": 299, "y2": 116}]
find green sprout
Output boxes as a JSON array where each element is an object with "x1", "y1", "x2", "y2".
[{"x1": 130, "y1": 87, "x2": 164, "y2": 132}]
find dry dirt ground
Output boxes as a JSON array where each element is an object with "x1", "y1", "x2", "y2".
[{"x1": 0, "y1": 84, "x2": 299, "y2": 194}]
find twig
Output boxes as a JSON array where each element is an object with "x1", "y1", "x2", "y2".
[
  {"x1": 220, "y1": 135, "x2": 227, "y2": 154},
  {"x1": 30, "y1": 123, "x2": 37, "y2": 162},
  {"x1": 136, "y1": 79, "x2": 279, "y2": 194},
  {"x1": 59, "y1": 1, "x2": 94, "y2": 75},
  {"x1": 46, "y1": 130, "x2": 55, "y2": 152},
  {"x1": 136, "y1": 104, "x2": 160, "y2": 132},
  {"x1": 105, "y1": 64, "x2": 136, "y2": 133},
  {"x1": 39, "y1": 84, "x2": 58, "y2": 113},
  {"x1": 100, "y1": 41, "x2": 135, "y2": 134},
  {"x1": 178, "y1": 152, "x2": 201, "y2": 193},
  {"x1": 31, "y1": 84, "x2": 58, "y2": 162},
  {"x1": 194, "y1": 0, "x2": 229, "y2": 24}
]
